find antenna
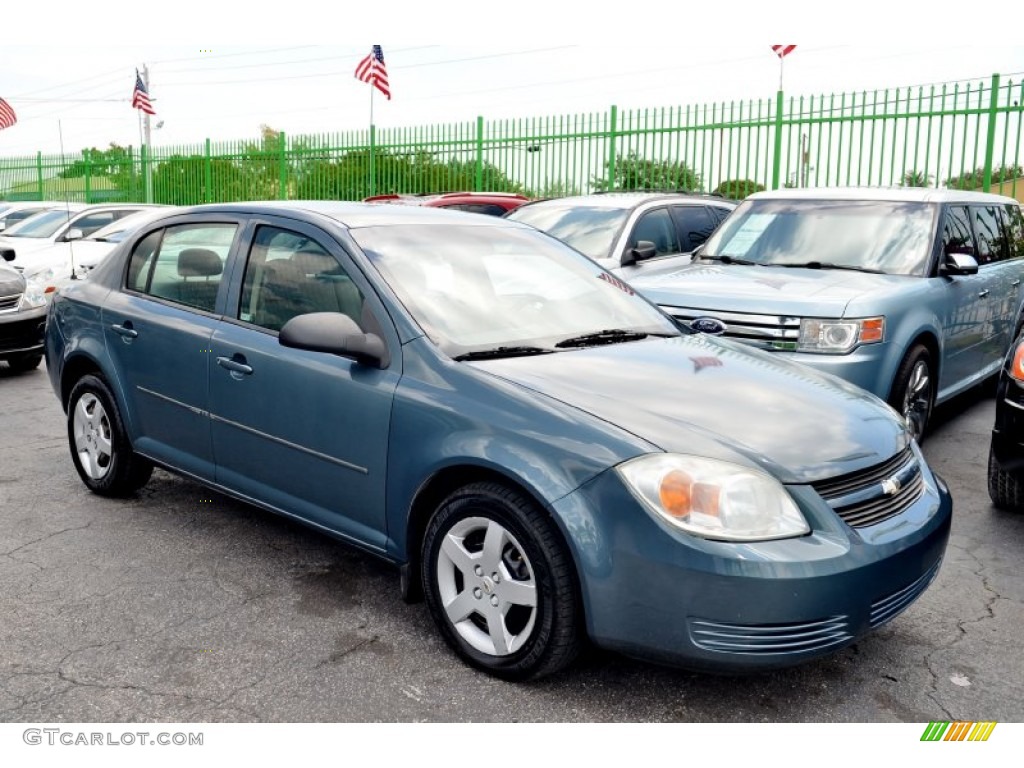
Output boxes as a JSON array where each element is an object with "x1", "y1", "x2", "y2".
[{"x1": 58, "y1": 120, "x2": 77, "y2": 281}]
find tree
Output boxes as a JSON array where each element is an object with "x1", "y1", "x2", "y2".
[
  {"x1": 713, "y1": 179, "x2": 765, "y2": 199},
  {"x1": 900, "y1": 170, "x2": 932, "y2": 187},
  {"x1": 946, "y1": 164, "x2": 1023, "y2": 190},
  {"x1": 152, "y1": 154, "x2": 249, "y2": 205},
  {"x1": 58, "y1": 144, "x2": 137, "y2": 201},
  {"x1": 591, "y1": 152, "x2": 702, "y2": 192}
]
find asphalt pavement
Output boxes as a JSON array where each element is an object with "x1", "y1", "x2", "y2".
[{"x1": 1, "y1": 361, "x2": 1021, "y2": 722}]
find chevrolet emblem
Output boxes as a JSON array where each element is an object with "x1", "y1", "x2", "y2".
[{"x1": 881, "y1": 476, "x2": 902, "y2": 496}]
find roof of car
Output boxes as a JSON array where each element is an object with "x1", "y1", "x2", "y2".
[
  {"x1": 154, "y1": 200, "x2": 531, "y2": 229},
  {"x1": 746, "y1": 186, "x2": 1019, "y2": 204},
  {"x1": 517, "y1": 192, "x2": 736, "y2": 210}
]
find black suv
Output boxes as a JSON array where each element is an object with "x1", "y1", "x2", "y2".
[
  {"x1": 504, "y1": 192, "x2": 735, "y2": 278},
  {"x1": 0, "y1": 264, "x2": 46, "y2": 372}
]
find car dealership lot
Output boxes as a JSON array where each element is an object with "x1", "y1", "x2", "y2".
[{"x1": 1, "y1": 363, "x2": 1022, "y2": 722}]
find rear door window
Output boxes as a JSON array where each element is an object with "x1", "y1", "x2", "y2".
[{"x1": 972, "y1": 205, "x2": 1006, "y2": 265}]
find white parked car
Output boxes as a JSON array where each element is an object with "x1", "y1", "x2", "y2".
[
  {"x1": 18, "y1": 207, "x2": 178, "y2": 298},
  {"x1": 0, "y1": 203, "x2": 166, "y2": 269}
]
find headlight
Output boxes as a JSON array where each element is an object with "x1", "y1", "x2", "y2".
[
  {"x1": 797, "y1": 316, "x2": 884, "y2": 354},
  {"x1": 18, "y1": 279, "x2": 47, "y2": 309},
  {"x1": 617, "y1": 454, "x2": 810, "y2": 542}
]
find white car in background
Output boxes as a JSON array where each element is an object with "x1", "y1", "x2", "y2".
[
  {"x1": 18, "y1": 207, "x2": 178, "y2": 298},
  {"x1": 0, "y1": 201, "x2": 66, "y2": 233},
  {"x1": 0, "y1": 203, "x2": 166, "y2": 268}
]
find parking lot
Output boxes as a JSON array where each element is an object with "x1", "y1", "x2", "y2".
[{"x1": 1, "y1": 361, "x2": 1022, "y2": 723}]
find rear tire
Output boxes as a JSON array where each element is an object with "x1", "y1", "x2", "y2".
[
  {"x1": 67, "y1": 374, "x2": 153, "y2": 497},
  {"x1": 421, "y1": 482, "x2": 581, "y2": 681},
  {"x1": 988, "y1": 442, "x2": 1024, "y2": 510},
  {"x1": 888, "y1": 344, "x2": 934, "y2": 442}
]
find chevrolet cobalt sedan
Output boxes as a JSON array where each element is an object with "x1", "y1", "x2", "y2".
[{"x1": 45, "y1": 202, "x2": 951, "y2": 680}]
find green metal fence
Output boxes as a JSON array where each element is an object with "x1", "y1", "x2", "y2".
[{"x1": 2, "y1": 73, "x2": 1022, "y2": 205}]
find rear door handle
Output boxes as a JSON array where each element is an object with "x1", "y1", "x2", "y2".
[
  {"x1": 216, "y1": 356, "x2": 253, "y2": 376},
  {"x1": 111, "y1": 323, "x2": 138, "y2": 339}
]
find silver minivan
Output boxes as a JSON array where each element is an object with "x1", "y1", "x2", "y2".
[{"x1": 630, "y1": 187, "x2": 1024, "y2": 439}]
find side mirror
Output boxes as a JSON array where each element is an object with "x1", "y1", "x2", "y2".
[
  {"x1": 63, "y1": 228, "x2": 85, "y2": 242},
  {"x1": 279, "y1": 312, "x2": 390, "y2": 369},
  {"x1": 0, "y1": 248, "x2": 14, "y2": 262},
  {"x1": 0, "y1": 221, "x2": 7, "y2": 232},
  {"x1": 939, "y1": 252, "x2": 979, "y2": 276},
  {"x1": 622, "y1": 240, "x2": 658, "y2": 266}
]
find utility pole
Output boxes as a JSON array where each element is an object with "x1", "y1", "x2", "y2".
[{"x1": 143, "y1": 64, "x2": 153, "y2": 204}]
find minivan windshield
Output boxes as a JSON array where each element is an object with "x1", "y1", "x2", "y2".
[
  {"x1": 700, "y1": 199, "x2": 938, "y2": 276},
  {"x1": 505, "y1": 203, "x2": 630, "y2": 260},
  {"x1": 2, "y1": 208, "x2": 75, "y2": 239},
  {"x1": 352, "y1": 223, "x2": 679, "y2": 357}
]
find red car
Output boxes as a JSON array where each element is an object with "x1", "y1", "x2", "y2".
[{"x1": 363, "y1": 191, "x2": 530, "y2": 216}]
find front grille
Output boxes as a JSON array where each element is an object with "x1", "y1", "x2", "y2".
[
  {"x1": 658, "y1": 305, "x2": 801, "y2": 350},
  {"x1": 812, "y1": 447, "x2": 925, "y2": 528},
  {"x1": 688, "y1": 615, "x2": 852, "y2": 655},
  {"x1": 869, "y1": 557, "x2": 943, "y2": 628},
  {"x1": 0, "y1": 292, "x2": 21, "y2": 312}
]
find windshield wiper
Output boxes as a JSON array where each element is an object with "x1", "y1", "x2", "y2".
[
  {"x1": 554, "y1": 329, "x2": 649, "y2": 348},
  {"x1": 769, "y1": 261, "x2": 885, "y2": 274},
  {"x1": 697, "y1": 254, "x2": 760, "y2": 266},
  {"x1": 453, "y1": 346, "x2": 554, "y2": 362}
]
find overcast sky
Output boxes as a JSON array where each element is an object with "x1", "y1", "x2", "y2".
[{"x1": 2, "y1": 4, "x2": 1022, "y2": 158}]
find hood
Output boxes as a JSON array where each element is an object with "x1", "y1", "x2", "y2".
[
  {"x1": 0, "y1": 265, "x2": 25, "y2": 295},
  {"x1": 471, "y1": 335, "x2": 908, "y2": 483},
  {"x1": 631, "y1": 263, "x2": 910, "y2": 316},
  {"x1": 0, "y1": 235, "x2": 55, "y2": 264},
  {"x1": 15, "y1": 241, "x2": 116, "y2": 273}
]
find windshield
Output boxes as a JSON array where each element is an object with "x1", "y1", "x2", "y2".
[
  {"x1": 3, "y1": 208, "x2": 75, "y2": 239},
  {"x1": 87, "y1": 209, "x2": 168, "y2": 243},
  {"x1": 701, "y1": 199, "x2": 938, "y2": 276},
  {"x1": 351, "y1": 223, "x2": 679, "y2": 357},
  {"x1": 505, "y1": 203, "x2": 630, "y2": 260}
]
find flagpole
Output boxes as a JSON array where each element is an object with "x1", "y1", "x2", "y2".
[
  {"x1": 779, "y1": 55, "x2": 784, "y2": 92},
  {"x1": 369, "y1": 74, "x2": 376, "y2": 197},
  {"x1": 142, "y1": 64, "x2": 153, "y2": 204}
]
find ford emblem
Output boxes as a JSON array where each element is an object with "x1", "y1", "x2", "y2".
[{"x1": 690, "y1": 317, "x2": 727, "y2": 335}]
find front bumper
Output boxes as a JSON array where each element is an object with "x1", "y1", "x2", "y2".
[
  {"x1": 552, "y1": 453, "x2": 952, "y2": 673},
  {"x1": 774, "y1": 342, "x2": 895, "y2": 400},
  {"x1": 0, "y1": 304, "x2": 47, "y2": 361},
  {"x1": 990, "y1": 373, "x2": 1024, "y2": 471}
]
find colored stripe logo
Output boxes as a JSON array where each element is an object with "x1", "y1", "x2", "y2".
[{"x1": 921, "y1": 722, "x2": 997, "y2": 741}]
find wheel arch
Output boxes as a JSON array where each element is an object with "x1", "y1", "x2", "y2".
[{"x1": 400, "y1": 464, "x2": 584, "y2": 611}]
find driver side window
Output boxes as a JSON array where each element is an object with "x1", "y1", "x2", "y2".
[{"x1": 629, "y1": 209, "x2": 681, "y2": 257}]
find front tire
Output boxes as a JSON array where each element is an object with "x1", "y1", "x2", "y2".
[
  {"x1": 6, "y1": 353, "x2": 42, "y2": 372},
  {"x1": 421, "y1": 482, "x2": 581, "y2": 681},
  {"x1": 988, "y1": 442, "x2": 1024, "y2": 510},
  {"x1": 67, "y1": 374, "x2": 153, "y2": 496},
  {"x1": 888, "y1": 344, "x2": 934, "y2": 442}
]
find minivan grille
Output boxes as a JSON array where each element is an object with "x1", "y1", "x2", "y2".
[
  {"x1": 658, "y1": 306, "x2": 800, "y2": 350},
  {"x1": 811, "y1": 447, "x2": 925, "y2": 528}
]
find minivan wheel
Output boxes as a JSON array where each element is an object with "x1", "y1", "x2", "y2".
[
  {"x1": 421, "y1": 482, "x2": 580, "y2": 681},
  {"x1": 6, "y1": 353, "x2": 42, "y2": 373},
  {"x1": 987, "y1": 443, "x2": 1024, "y2": 510},
  {"x1": 67, "y1": 374, "x2": 153, "y2": 496},
  {"x1": 889, "y1": 344, "x2": 934, "y2": 442}
]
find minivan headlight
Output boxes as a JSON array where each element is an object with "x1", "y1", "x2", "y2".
[
  {"x1": 798, "y1": 316, "x2": 884, "y2": 354},
  {"x1": 617, "y1": 454, "x2": 810, "y2": 542},
  {"x1": 18, "y1": 279, "x2": 47, "y2": 309}
]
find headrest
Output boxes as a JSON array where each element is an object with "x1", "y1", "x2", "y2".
[{"x1": 178, "y1": 248, "x2": 222, "y2": 278}]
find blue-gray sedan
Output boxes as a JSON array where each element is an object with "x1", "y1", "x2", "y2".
[{"x1": 45, "y1": 201, "x2": 951, "y2": 680}]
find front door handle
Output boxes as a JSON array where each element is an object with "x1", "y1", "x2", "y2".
[
  {"x1": 111, "y1": 323, "x2": 138, "y2": 339},
  {"x1": 978, "y1": 289, "x2": 990, "y2": 298},
  {"x1": 216, "y1": 356, "x2": 253, "y2": 376},
  {"x1": 1012, "y1": 279, "x2": 1021, "y2": 287}
]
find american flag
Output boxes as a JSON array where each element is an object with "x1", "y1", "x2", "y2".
[
  {"x1": 0, "y1": 97, "x2": 16, "y2": 131},
  {"x1": 131, "y1": 70, "x2": 156, "y2": 115},
  {"x1": 354, "y1": 45, "x2": 391, "y2": 100},
  {"x1": 771, "y1": 45, "x2": 797, "y2": 59}
]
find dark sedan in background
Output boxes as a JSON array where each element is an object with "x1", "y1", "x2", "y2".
[{"x1": 45, "y1": 201, "x2": 950, "y2": 680}]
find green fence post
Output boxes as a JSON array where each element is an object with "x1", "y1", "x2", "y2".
[
  {"x1": 983, "y1": 73, "x2": 1001, "y2": 192},
  {"x1": 475, "y1": 116, "x2": 484, "y2": 192},
  {"x1": 84, "y1": 150, "x2": 91, "y2": 203},
  {"x1": 36, "y1": 152, "x2": 43, "y2": 200},
  {"x1": 369, "y1": 124, "x2": 376, "y2": 197},
  {"x1": 141, "y1": 144, "x2": 150, "y2": 204},
  {"x1": 608, "y1": 105, "x2": 618, "y2": 190},
  {"x1": 279, "y1": 131, "x2": 288, "y2": 200},
  {"x1": 772, "y1": 90, "x2": 784, "y2": 189},
  {"x1": 203, "y1": 139, "x2": 212, "y2": 202}
]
